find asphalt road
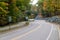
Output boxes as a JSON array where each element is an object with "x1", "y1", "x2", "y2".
[{"x1": 0, "y1": 20, "x2": 59, "y2": 40}]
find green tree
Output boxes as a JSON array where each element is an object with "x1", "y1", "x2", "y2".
[
  {"x1": 0, "y1": 2, "x2": 8, "y2": 26},
  {"x1": 16, "y1": 0, "x2": 31, "y2": 10},
  {"x1": 0, "y1": 0, "x2": 31, "y2": 26}
]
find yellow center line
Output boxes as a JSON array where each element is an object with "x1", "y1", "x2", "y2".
[{"x1": 11, "y1": 26, "x2": 40, "y2": 40}]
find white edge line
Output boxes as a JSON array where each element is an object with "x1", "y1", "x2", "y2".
[{"x1": 46, "y1": 24, "x2": 53, "y2": 40}]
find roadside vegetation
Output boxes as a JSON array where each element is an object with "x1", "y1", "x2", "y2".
[
  {"x1": 0, "y1": 0, "x2": 37, "y2": 26},
  {"x1": 38, "y1": 0, "x2": 60, "y2": 17},
  {"x1": 0, "y1": 0, "x2": 60, "y2": 26}
]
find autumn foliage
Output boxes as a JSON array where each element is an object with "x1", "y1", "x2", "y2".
[
  {"x1": 0, "y1": 0, "x2": 30, "y2": 26},
  {"x1": 38, "y1": 0, "x2": 60, "y2": 17}
]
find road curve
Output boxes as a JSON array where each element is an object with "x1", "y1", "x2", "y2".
[{"x1": 0, "y1": 20, "x2": 59, "y2": 40}]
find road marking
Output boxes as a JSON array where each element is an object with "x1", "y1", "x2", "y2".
[
  {"x1": 46, "y1": 24, "x2": 53, "y2": 40},
  {"x1": 11, "y1": 20, "x2": 53, "y2": 40},
  {"x1": 11, "y1": 26, "x2": 41, "y2": 40}
]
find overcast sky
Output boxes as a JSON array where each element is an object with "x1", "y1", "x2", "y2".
[{"x1": 31, "y1": 0, "x2": 38, "y2": 5}]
